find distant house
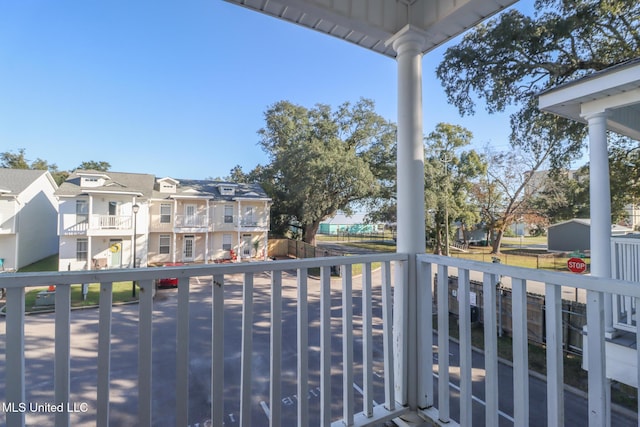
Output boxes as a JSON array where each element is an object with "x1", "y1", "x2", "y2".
[
  {"x1": 148, "y1": 178, "x2": 271, "y2": 265},
  {"x1": 319, "y1": 211, "x2": 384, "y2": 235},
  {"x1": 56, "y1": 170, "x2": 272, "y2": 272},
  {"x1": 547, "y1": 218, "x2": 633, "y2": 252},
  {"x1": 0, "y1": 169, "x2": 59, "y2": 270},
  {"x1": 56, "y1": 170, "x2": 156, "y2": 271}
]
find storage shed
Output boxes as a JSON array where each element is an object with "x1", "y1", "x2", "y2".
[{"x1": 547, "y1": 218, "x2": 633, "y2": 251}]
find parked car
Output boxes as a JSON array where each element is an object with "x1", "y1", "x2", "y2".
[{"x1": 156, "y1": 262, "x2": 184, "y2": 288}]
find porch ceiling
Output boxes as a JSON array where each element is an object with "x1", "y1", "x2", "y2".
[
  {"x1": 224, "y1": 0, "x2": 517, "y2": 57},
  {"x1": 539, "y1": 58, "x2": 640, "y2": 141}
]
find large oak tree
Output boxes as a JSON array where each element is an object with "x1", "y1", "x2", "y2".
[
  {"x1": 257, "y1": 99, "x2": 396, "y2": 245},
  {"x1": 437, "y1": 0, "x2": 640, "y2": 168}
]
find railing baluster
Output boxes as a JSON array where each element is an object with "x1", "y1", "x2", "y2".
[
  {"x1": 270, "y1": 271, "x2": 282, "y2": 427},
  {"x1": 482, "y1": 272, "x2": 499, "y2": 427},
  {"x1": 97, "y1": 282, "x2": 113, "y2": 427},
  {"x1": 436, "y1": 264, "x2": 450, "y2": 422},
  {"x1": 6, "y1": 287, "x2": 25, "y2": 427},
  {"x1": 586, "y1": 290, "x2": 607, "y2": 426},
  {"x1": 176, "y1": 277, "x2": 190, "y2": 427},
  {"x1": 417, "y1": 260, "x2": 433, "y2": 409},
  {"x1": 212, "y1": 274, "x2": 225, "y2": 427},
  {"x1": 457, "y1": 269, "x2": 472, "y2": 426},
  {"x1": 362, "y1": 262, "x2": 374, "y2": 417},
  {"x1": 636, "y1": 296, "x2": 640, "y2": 420},
  {"x1": 381, "y1": 261, "x2": 395, "y2": 411},
  {"x1": 138, "y1": 279, "x2": 154, "y2": 426},
  {"x1": 341, "y1": 265, "x2": 354, "y2": 425},
  {"x1": 55, "y1": 283, "x2": 71, "y2": 427},
  {"x1": 545, "y1": 283, "x2": 564, "y2": 427},
  {"x1": 320, "y1": 265, "x2": 332, "y2": 427},
  {"x1": 512, "y1": 278, "x2": 529, "y2": 426},
  {"x1": 297, "y1": 269, "x2": 309, "y2": 427},
  {"x1": 240, "y1": 272, "x2": 254, "y2": 427}
]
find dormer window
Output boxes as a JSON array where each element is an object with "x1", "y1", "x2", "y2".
[
  {"x1": 220, "y1": 186, "x2": 235, "y2": 196},
  {"x1": 79, "y1": 173, "x2": 108, "y2": 188},
  {"x1": 158, "y1": 177, "x2": 179, "y2": 193}
]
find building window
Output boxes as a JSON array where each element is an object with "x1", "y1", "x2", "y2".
[
  {"x1": 77, "y1": 238, "x2": 88, "y2": 261},
  {"x1": 159, "y1": 235, "x2": 171, "y2": 254},
  {"x1": 160, "y1": 204, "x2": 171, "y2": 223},
  {"x1": 222, "y1": 234, "x2": 232, "y2": 251},
  {"x1": 224, "y1": 205, "x2": 233, "y2": 223},
  {"x1": 76, "y1": 200, "x2": 88, "y2": 223}
]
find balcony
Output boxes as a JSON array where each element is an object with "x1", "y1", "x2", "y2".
[
  {"x1": 174, "y1": 214, "x2": 210, "y2": 231},
  {"x1": 60, "y1": 214, "x2": 134, "y2": 236},
  {"x1": 0, "y1": 253, "x2": 636, "y2": 426},
  {"x1": 0, "y1": 216, "x2": 16, "y2": 234},
  {"x1": 238, "y1": 218, "x2": 268, "y2": 231}
]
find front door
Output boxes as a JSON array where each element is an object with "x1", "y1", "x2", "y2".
[
  {"x1": 242, "y1": 234, "x2": 252, "y2": 258},
  {"x1": 109, "y1": 239, "x2": 122, "y2": 268},
  {"x1": 183, "y1": 235, "x2": 195, "y2": 262}
]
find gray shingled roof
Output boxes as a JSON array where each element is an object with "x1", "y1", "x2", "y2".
[
  {"x1": 152, "y1": 179, "x2": 270, "y2": 201},
  {"x1": 56, "y1": 170, "x2": 156, "y2": 198},
  {"x1": 0, "y1": 169, "x2": 51, "y2": 195}
]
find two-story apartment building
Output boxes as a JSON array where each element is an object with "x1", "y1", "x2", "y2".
[
  {"x1": 147, "y1": 177, "x2": 271, "y2": 265},
  {"x1": 0, "y1": 169, "x2": 59, "y2": 271},
  {"x1": 57, "y1": 171, "x2": 271, "y2": 271},
  {"x1": 56, "y1": 170, "x2": 155, "y2": 271}
]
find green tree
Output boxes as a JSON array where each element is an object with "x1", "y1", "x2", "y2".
[
  {"x1": 436, "y1": 0, "x2": 640, "y2": 167},
  {"x1": 474, "y1": 145, "x2": 552, "y2": 254},
  {"x1": 77, "y1": 160, "x2": 111, "y2": 171},
  {"x1": 257, "y1": 99, "x2": 396, "y2": 245},
  {"x1": 529, "y1": 168, "x2": 589, "y2": 224},
  {"x1": 1, "y1": 148, "x2": 68, "y2": 184},
  {"x1": 424, "y1": 123, "x2": 486, "y2": 255},
  {"x1": 532, "y1": 134, "x2": 640, "y2": 227}
]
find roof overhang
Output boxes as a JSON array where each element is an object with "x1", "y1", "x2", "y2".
[
  {"x1": 224, "y1": 0, "x2": 517, "y2": 57},
  {"x1": 539, "y1": 59, "x2": 640, "y2": 141}
]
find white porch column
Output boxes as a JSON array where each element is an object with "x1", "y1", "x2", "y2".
[
  {"x1": 583, "y1": 110, "x2": 612, "y2": 426},
  {"x1": 584, "y1": 111, "x2": 614, "y2": 332},
  {"x1": 388, "y1": 25, "x2": 427, "y2": 412}
]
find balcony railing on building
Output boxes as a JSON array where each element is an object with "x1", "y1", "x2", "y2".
[
  {"x1": 1, "y1": 253, "x2": 637, "y2": 426},
  {"x1": 174, "y1": 214, "x2": 209, "y2": 229}
]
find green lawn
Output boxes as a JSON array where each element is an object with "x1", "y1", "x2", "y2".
[
  {"x1": 6, "y1": 254, "x2": 140, "y2": 313},
  {"x1": 23, "y1": 282, "x2": 138, "y2": 313}
]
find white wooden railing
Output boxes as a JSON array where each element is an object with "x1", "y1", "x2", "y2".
[
  {"x1": 418, "y1": 253, "x2": 640, "y2": 427},
  {"x1": 90, "y1": 214, "x2": 133, "y2": 230},
  {"x1": 2, "y1": 253, "x2": 639, "y2": 426},
  {"x1": 0, "y1": 254, "x2": 407, "y2": 427},
  {"x1": 611, "y1": 237, "x2": 640, "y2": 332},
  {"x1": 174, "y1": 214, "x2": 209, "y2": 228}
]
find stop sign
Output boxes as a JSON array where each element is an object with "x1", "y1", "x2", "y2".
[{"x1": 567, "y1": 257, "x2": 587, "y2": 274}]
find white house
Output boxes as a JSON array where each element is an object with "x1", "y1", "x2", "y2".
[
  {"x1": 57, "y1": 171, "x2": 271, "y2": 272},
  {"x1": 147, "y1": 178, "x2": 271, "y2": 265},
  {"x1": 56, "y1": 170, "x2": 155, "y2": 271},
  {"x1": 0, "y1": 169, "x2": 59, "y2": 271}
]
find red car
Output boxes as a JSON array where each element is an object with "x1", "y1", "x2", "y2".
[{"x1": 156, "y1": 263, "x2": 184, "y2": 288}]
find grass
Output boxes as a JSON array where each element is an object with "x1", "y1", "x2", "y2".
[
  {"x1": 17, "y1": 254, "x2": 59, "y2": 272},
  {"x1": 22, "y1": 282, "x2": 138, "y2": 313},
  {"x1": 5, "y1": 254, "x2": 139, "y2": 313},
  {"x1": 339, "y1": 238, "x2": 588, "y2": 273}
]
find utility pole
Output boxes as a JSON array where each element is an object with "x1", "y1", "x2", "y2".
[{"x1": 441, "y1": 153, "x2": 451, "y2": 256}]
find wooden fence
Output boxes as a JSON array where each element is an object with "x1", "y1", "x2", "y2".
[
  {"x1": 268, "y1": 239, "x2": 343, "y2": 259},
  {"x1": 440, "y1": 275, "x2": 586, "y2": 354}
]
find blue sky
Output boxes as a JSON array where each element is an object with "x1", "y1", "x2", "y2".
[{"x1": 1, "y1": 1, "x2": 529, "y2": 180}]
